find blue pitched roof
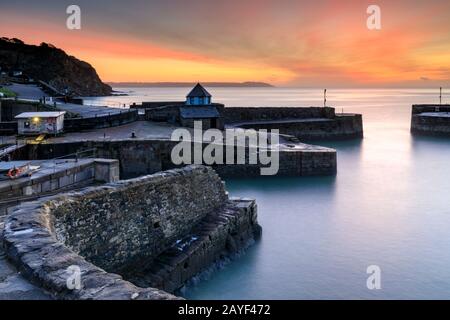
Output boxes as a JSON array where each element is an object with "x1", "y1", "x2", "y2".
[
  {"x1": 180, "y1": 106, "x2": 220, "y2": 119},
  {"x1": 186, "y1": 83, "x2": 212, "y2": 98}
]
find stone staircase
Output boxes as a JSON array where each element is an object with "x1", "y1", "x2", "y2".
[{"x1": 125, "y1": 199, "x2": 259, "y2": 294}]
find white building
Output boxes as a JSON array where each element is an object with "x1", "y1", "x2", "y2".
[{"x1": 15, "y1": 111, "x2": 66, "y2": 135}]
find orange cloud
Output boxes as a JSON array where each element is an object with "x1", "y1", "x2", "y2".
[{"x1": 1, "y1": 0, "x2": 450, "y2": 87}]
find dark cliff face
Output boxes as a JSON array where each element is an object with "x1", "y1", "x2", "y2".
[{"x1": 0, "y1": 38, "x2": 112, "y2": 96}]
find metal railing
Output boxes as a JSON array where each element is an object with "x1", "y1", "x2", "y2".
[{"x1": 50, "y1": 148, "x2": 97, "y2": 163}]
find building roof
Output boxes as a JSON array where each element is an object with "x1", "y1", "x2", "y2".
[
  {"x1": 14, "y1": 111, "x2": 66, "y2": 119},
  {"x1": 186, "y1": 83, "x2": 212, "y2": 98},
  {"x1": 180, "y1": 106, "x2": 219, "y2": 119}
]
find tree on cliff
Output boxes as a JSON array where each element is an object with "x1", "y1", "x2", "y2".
[{"x1": 0, "y1": 37, "x2": 112, "y2": 96}]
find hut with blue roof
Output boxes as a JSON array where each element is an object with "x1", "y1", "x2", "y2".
[{"x1": 180, "y1": 83, "x2": 221, "y2": 129}]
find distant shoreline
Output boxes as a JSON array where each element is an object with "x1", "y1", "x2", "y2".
[{"x1": 107, "y1": 82, "x2": 274, "y2": 88}]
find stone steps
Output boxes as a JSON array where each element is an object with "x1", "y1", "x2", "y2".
[{"x1": 125, "y1": 202, "x2": 258, "y2": 293}]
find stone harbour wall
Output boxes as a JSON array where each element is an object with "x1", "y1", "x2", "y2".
[
  {"x1": 411, "y1": 104, "x2": 450, "y2": 136},
  {"x1": 0, "y1": 159, "x2": 119, "y2": 216},
  {"x1": 2, "y1": 165, "x2": 261, "y2": 299},
  {"x1": 222, "y1": 106, "x2": 336, "y2": 123},
  {"x1": 0, "y1": 159, "x2": 116, "y2": 201},
  {"x1": 2, "y1": 199, "x2": 179, "y2": 300},
  {"x1": 237, "y1": 114, "x2": 364, "y2": 140},
  {"x1": 64, "y1": 109, "x2": 138, "y2": 132},
  {"x1": 52, "y1": 166, "x2": 228, "y2": 273},
  {"x1": 0, "y1": 100, "x2": 54, "y2": 122},
  {"x1": 411, "y1": 104, "x2": 450, "y2": 115},
  {"x1": 223, "y1": 107, "x2": 363, "y2": 140},
  {"x1": 21, "y1": 139, "x2": 337, "y2": 179}
]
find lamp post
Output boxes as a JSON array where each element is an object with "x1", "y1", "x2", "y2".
[
  {"x1": 324, "y1": 89, "x2": 327, "y2": 107},
  {"x1": 440, "y1": 87, "x2": 442, "y2": 105}
]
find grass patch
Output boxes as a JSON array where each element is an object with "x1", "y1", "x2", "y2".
[{"x1": 0, "y1": 87, "x2": 17, "y2": 98}]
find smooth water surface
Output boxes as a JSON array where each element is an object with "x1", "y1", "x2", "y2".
[{"x1": 91, "y1": 88, "x2": 450, "y2": 299}]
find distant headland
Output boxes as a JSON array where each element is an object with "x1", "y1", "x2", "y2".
[{"x1": 107, "y1": 81, "x2": 274, "y2": 88}]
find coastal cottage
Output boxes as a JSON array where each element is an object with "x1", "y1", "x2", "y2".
[
  {"x1": 181, "y1": 83, "x2": 221, "y2": 129},
  {"x1": 15, "y1": 111, "x2": 66, "y2": 135},
  {"x1": 141, "y1": 83, "x2": 224, "y2": 129}
]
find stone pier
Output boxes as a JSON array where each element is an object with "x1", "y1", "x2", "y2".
[
  {"x1": 411, "y1": 104, "x2": 450, "y2": 136},
  {"x1": 2, "y1": 165, "x2": 261, "y2": 299}
]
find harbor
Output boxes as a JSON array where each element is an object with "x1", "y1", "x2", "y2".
[
  {"x1": 1, "y1": 86, "x2": 449, "y2": 299},
  {"x1": 1, "y1": 0, "x2": 450, "y2": 304}
]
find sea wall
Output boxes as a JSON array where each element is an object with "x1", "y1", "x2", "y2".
[
  {"x1": 0, "y1": 100, "x2": 138, "y2": 134},
  {"x1": 223, "y1": 107, "x2": 363, "y2": 140},
  {"x1": 145, "y1": 105, "x2": 180, "y2": 123},
  {"x1": 2, "y1": 165, "x2": 261, "y2": 299},
  {"x1": 0, "y1": 159, "x2": 119, "y2": 215},
  {"x1": 0, "y1": 99, "x2": 54, "y2": 122},
  {"x1": 52, "y1": 166, "x2": 228, "y2": 273},
  {"x1": 0, "y1": 159, "x2": 118, "y2": 201},
  {"x1": 237, "y1": 114, "x2": 364, "y2": 140},
  {"x1": 141, "y1": 101, "x2": 184, "y2": 109},
  {"x1": 411, "y1": 104, "x2": 450, "y2": 136},
  {"x1": 63, "y1": 109, "x2": 138, "y2": 132},
  {"x1": 0, "y1": 121, "x2": 17, "y2": 135},
  {"x1": 411, "y1": 104, "x2": 450, "y2": 115},
  {"x1": 223, "y1": 106, "x2": 336, "y2": 123},
  {"x1": 20, "y1": 139, "x2": 337, "y2": 178}
]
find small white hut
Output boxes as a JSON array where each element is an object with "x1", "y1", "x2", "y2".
[{"x1": 15, "y1": 111, "x2": 66, "y2": 135}]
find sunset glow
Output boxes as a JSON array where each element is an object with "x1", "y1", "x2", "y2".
[{"x1": 2, "y1": 0, "x2": 450, "y2": 87}]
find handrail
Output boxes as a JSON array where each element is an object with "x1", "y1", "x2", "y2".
[{"x1": 49, "y1": 148, "x2": 97, "y2": 162}]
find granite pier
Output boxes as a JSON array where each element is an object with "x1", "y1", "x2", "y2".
[
  {"x1": 411, "y1": 104, "x2": 450, "y2": 136},
  {"x1": 7, "y1": 121, "x2": 337, "y2": 178},
  {"x1": 2, "y1": 166, "x2": 261, "y2": 299}
]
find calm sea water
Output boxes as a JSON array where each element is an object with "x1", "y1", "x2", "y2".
[{"x1": 89, "y1": 88, "x2": 450, "y2": 299}]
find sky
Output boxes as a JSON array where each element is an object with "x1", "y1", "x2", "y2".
[{"x1": 1, "y1": 0, "x2": 450, "y2": 87}]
